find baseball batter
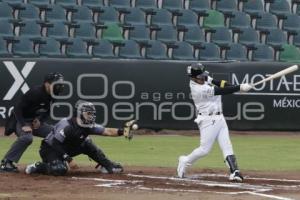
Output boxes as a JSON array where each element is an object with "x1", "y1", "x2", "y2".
[{"x1": 177, "y1": 63, "x2": 253, "y2": 182}]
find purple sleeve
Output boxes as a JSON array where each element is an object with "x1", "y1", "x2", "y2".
[{"x1": 89, "y1": 124, "x2": 105, "y2": 135}]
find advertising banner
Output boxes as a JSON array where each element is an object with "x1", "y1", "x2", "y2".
[{"x1": 0, "y1": 59, "x2": 298, "y2": 130}]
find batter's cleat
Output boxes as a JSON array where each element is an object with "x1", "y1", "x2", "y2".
[
  {"x1": 25, "y1": 163, "x2": 38, "y2": 175},
  {"x1": 0, "y1": 159, "x2": 19, "y2": 173},
  {"x1": 177, "y1": 156, "x2": 189, "y2": 178},
  {"x1": 229, "y1": 170, "x2": 244, "y2": 182}
]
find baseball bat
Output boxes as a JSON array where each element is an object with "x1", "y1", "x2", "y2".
[{"x1": 253, "y1": 65, "x2": 299, "y2": 86}]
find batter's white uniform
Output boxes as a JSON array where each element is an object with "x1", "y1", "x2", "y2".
[{"x1": 184, "y1": 80, "x2": 234, "y2": 165}]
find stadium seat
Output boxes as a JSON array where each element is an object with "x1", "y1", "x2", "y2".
[
  {"x1": 0, "y1": 19, "x2": 14, "y2": 37},
  {"x1": 238, "y1": 27, "x2": 260, "y2": 48},
  {"x1": 101, "y1": 23, "x2": 124, "y2": 42},
  {"x1": 216, "y1": 0, "x2": 238, "y2": 16},
  {"x1": 2, "y1": 0, "x2": 23, "y2": 7},
  {"x1": 176, "y1": 9, "x2": 199, "y2": 28},
  {"x1": 161, "y1": 0, "x2": 183, "y2": 13},
  {"x1": 154, "y1": 25, "x2": 178, "y2": 44},
  {"x1": 282, "y1": 14, "x2": 300, "y2": 35},
  {"x1": 279, "y1": 44, "x2": 300, "y2": 61},
  {"x1": 28, "y1": 0, "x2": 50, "y2": 7},
  {"x1": 135, "y1": 0, "x2": 158, "y2": 12},
  {"x1": 124, "y1": 8, "x2": 147, "y2": 25},
  {"x1": 0, "y1": 37, "x2": 11, "y2": 57},
  {"x1": 0, "y1": 2, "x2": 14, "y2": 19},
  {"x1": 293, "y1": 31, "x2": 300, "y2": 47},
  {"x1": 243, "y1": 0, "x2": 264, "y2": 17},
  {"x1": 203, "y1": 10, "x2": 225, "y2": 28},
  {"x1": 81, "y1": 0, "x2": 104, "y2": 9},
  {"x1": 66, "y1": 38, "x2": 91, "y2": 58},
  {"x1": 71, "y1": 6, "x2": 93, "y2": 22},
  {"x1": 46, "y1": 21, "x2": 69, "y2": 40},
  {"x1": 97, "y1": 7, "x2": 119, "y2": 24},
  {"x1": 297, "y1": 4, "x2": 300, "y2": 15},
  {"x1": 128, "y1": 24, "x2": 151, "y2": 44},
  {"x1": 92, "y1": 39, "x2": 116, "y2": 58},
  {"x1": 172, "y1": 41, "x2": 195, "y2": 60},
  {"x1": 18, "y1": 4, "x2": 40, "y2": 20},
  {"x1": 151, "y1": 9, "x2": 173, "y2": 26},
  {"x1": 39, "y1": 38, "x2": 64, "y2": 57},
  {"x1": 108, "y1": 0, "x2": 131, "y2": 10},
  {"x1": 266, "y1": 29, "x2": 287, "y2": 49},
  {"x1": 269, "y1": 0, "x2": 291, "y2": 18},
  {"x1": 229, "y1": 11, "x2": 251, "y2": 31},
  {"x1": 145, "y1": 40, "x2": 168, "y2": 59},
  {"x1": 252, "y1": 44, "x2": 274, "y2": 61},
  {"x1": 19, "y1": 20, "x2": 42, "y2": 39},
  {"x1": 256, "y1": 12, "x2": 277, "y2": 33},
  {"x1": 12, "y1": 38, "x2": 38, "y2": 57},
  {"x1": 119, "y1": 40, "x2": 142, "y2": 59},
  {"x1": 55, "y1": 0, "x2": 77, "y2": 7},
  {"x1": 45, "y1": 5, "x2": 67, "y2": 22},
  {"x1": 182, "y1": 26, "x2": 205, "y2": 46},
  {"x1": 210, "y1": 27, "x2": 232, "y2": 48},
  {"x1": 225, "y1": 43, "x2": 248, "y2": 61},
  {"x1": 189, "y1": 0, "x2": 210, "y2": 15},
  {"x1": 73, "y1": 21, "x2": 97, "y2": 40},
  {"x1": 199, "y1": 43, "x2": 221, "y2": 61}
]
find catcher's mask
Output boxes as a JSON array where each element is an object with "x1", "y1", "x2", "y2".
[
  {"x1": 44, "y1": 72, "x2": 65, "y2": 95},
  {"x1": 75, "y1": 101, "x2": 96, "y2": 128},
  {"x1": 187, "y1": 63, "x2": 209, "y2": 79}
]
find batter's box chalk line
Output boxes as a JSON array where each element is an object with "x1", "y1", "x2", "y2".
[{"x1": 72, "y1": 173, "x2": 299, "y2": 200}]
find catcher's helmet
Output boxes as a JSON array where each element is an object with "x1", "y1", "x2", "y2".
[
  {"x1": 75, "y1": 100, "x2": 96, "y2": 128},
  {"x1": 187, "y1": 63, "x2": 208, "y2": 78},
  {"x1": 44, "y1": 72, "x2": 64, "y2": 95}
]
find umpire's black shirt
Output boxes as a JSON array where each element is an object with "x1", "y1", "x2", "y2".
[{"x1": 14, "y1": 85, "x2": 53, "y2": 126}]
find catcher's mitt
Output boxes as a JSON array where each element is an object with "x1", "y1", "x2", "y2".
[{"x1": 123, "y1": 120, "x2": 138, "y2": 140}]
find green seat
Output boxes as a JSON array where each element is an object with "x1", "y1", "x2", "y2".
[
  {"x1": 279, "y1": 44, "x2": 300, "y2": 62},
  {"x1": 102, "y1": 23, "x2": 124, "y2": 43},
  {"x1": 203, "y1": 10, "x2": 225, "y2": 28}
]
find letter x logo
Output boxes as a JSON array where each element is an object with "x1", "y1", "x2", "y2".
[{"x1": 3, "y1": 61, "x2": 36, "y2": 100}]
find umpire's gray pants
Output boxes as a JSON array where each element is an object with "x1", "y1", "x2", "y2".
[{"x1": 3, "y1": 122, "x2": 53, "y2": 163}]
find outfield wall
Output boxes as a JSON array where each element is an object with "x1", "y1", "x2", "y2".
[{"x1": 0, "y1": 59, "x2": 299, "y2": 131}]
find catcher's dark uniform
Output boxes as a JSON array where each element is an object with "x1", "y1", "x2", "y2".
[{"x1": 32, "y1": 118, "x2": 121, "y2": 176}]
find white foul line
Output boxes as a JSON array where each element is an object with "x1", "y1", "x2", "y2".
[
  {"x1": 72, "y1": 173, "x2": 299, "y2": 200},
  {"x1": 191, "y1": 173, "x2": 300, "y2": 183},
  {"x1": 246, "y1": 192, "x2": 293, "y2": 200}
]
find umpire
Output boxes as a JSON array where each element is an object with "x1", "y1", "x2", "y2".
[{"x1": 0, "y1": 72, "x2": 64, "y2": 173}]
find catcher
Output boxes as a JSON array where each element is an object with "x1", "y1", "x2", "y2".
[{"x1": 25, "y1": 101, "x2": 137, "y2": 176}]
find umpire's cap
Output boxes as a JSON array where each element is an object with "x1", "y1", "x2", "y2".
[
  {"x1": 44, "y1": 72, "x2": 64, "y2": 83},
  {"x1": 187, "y1": 63, "x2": 209, "y2": 78}
]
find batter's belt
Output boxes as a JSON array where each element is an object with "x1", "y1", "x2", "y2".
[{"x1": 199, "y1": 112, "x2": 222, "y2": 116}]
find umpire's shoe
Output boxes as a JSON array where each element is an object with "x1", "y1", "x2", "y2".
[
  {"x1": 0, "y1": 159, "x2": 19, "y2": 173},
  {"x1": 229, "y1": 170, "x2": 244, "y2": 182}
]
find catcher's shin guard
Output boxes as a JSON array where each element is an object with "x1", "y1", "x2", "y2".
[
  {"x1": 48, "y1": 160, "x2": 68, "y2": 176},
  {"x1": 83, "y1": 139, "x2": 115, "y2": 173},
  {"x1": 225, "y1": 155, "x2": 239, "y2": 173}
]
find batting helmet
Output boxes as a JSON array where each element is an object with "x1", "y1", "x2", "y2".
[{"x1": 187, "y1": 63, "x2": 209, "y2": 78}]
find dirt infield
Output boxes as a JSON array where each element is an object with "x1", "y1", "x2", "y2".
[{"x1": 1, "y1": 166, "x2": 300, "y2": 200}]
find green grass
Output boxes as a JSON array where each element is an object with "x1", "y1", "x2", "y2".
[{"x1": 1, "y1": 135, "x2": 300, "y2": 171}]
